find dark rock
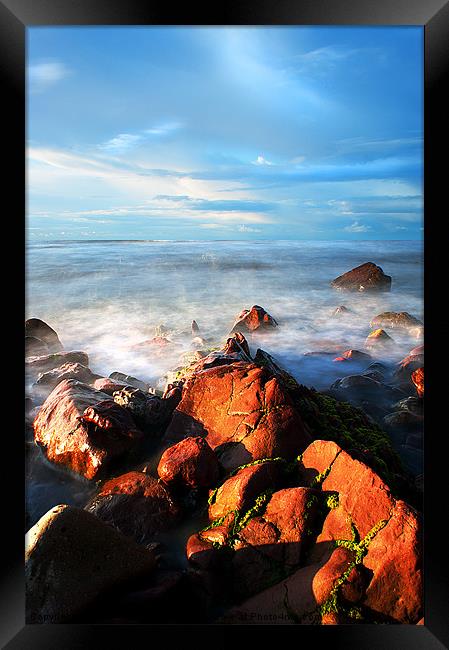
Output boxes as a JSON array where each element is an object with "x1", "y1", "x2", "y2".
[
  {"x1": 231, "y1": 305, "x2": 278, "y2": 334},
  {"x1": 34, "y1": 362, "x2": 101, "y2": 394},
  {"x1": 330, "y1": 374, "x2": 403, "y2": 405},
  {"x1": 331, "y1": 306, "x2": 350, "y2": 317},
  {"x1": 109, "y1": 372, "x2": 150, "y2": 393},
  {"x1": 87, "y1": 472, "x2": 179, "y2": 544},
  {"x1": 157, "y1": 436, "x2": 219, "y2": 489},
  {"x1": 383, "y1": 410, "x2": 423, "y2": 433},
  {"x1": 25, "y1": 336, "x2": 49, "y2": 358},
  {"x1": 331, "y1": 262, "x2": 391, "y2": 293},
  {"x1": 333, "y1": 349, "x2": 371, "y2": 363},
  {"x1": 26, "y1": 351, "x2": 89, "y2": 377},
  {"x1": 113, "y1": 386, "x2": 175, "y2": 435},
  {"x1": 80, "y1": 399, "x2": 143, "y2": 440},
  {"x1": 33, "y1": 380, "x2": 139, "y2": 480},
  {"x1": 393, "y1": 355, "x2": 424, "y2": 384},
  {"x1": 370, "y1": 311, "x2": 422, "y2": 332},
  {"x1": 26, "y1": 504, "x2": 155, "y2": 623},
  {"x1": 25, "y1": 318, "x2": 63, "y2": 352}
]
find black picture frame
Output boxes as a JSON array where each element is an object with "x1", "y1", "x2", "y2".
[{"x1": 2, "y1": 0, "x2": 448, "y2": 647}]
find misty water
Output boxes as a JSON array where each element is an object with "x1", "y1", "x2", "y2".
[{"x1": 25, "y1": 239, "x2": 423, "y2": 529}]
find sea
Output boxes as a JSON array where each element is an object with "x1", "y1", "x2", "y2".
[{"x1": 25, "y1": 239, "x2": 423, "y2": 528}]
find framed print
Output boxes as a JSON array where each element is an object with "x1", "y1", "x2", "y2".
[{"x1": 1, "y1": 0, "x2": 448, "y2": 648}]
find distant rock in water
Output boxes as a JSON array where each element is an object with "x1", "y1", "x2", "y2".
[
  {"x1": 25, "y1": 318, "x2": 63, "y2": 352},
  {"x1": 333, "y1": 349, "x2": 371, "y2": 363},
  {"x1": 191, "y1": 320, "x2": 200, "y2": 336},
  {"x1": 231, "y1": 305, "x2": 278, "y2": 334},
  {"x1": 331, "y1": 262, "x2": 391, "y2": 293},
  {"x1": 370, "y1": 312, "x2": 422, "y2": 331},
  {"x1": 364, "y1": 329, "x2": 394, "y2": 349},
  {"x1": 331, "y1": 305, "x2": 351, "y2": 317}
]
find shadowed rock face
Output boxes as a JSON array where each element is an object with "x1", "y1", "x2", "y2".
[
  {"x1": 163, "y1": 361, "x2": 311, "y2": 472},
  {"x1": 331, "y1": 262, "x2": 391, "y2": 293},
  {"x1": 26, "y1": 351, "x2": 89, "y2": 377},
  {"x1": 86, "y1": 472, "x2": 179, "y2": 544},
  {"x1": 33, "y1": 380, "x2": 142, "y2": 480},
  {"x1": 25, "y1": 318, "x2": 63, "y2": 352},
  {"x1": 26, "y1": 504, "x2": 155, "y2": 623}
]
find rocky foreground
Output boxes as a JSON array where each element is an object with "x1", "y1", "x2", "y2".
[{"x1": 25, "y1": 264, "x2": 424, "y2": 625}]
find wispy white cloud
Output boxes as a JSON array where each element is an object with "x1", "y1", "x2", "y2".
[
  {"x1": 28, "y1": 61, "x2": 70, "y2": 93},
  {"x1": 144, "y1": 122, "x2": 183, "y2": 136},
  {"x1": 253, "y1": 155, "x2": 274, "y2": 166},
  {"x1": 99, "y1": 133, "x2": 143, "y2": 152},
  {"x1": 343, "y1": 220, "x2": 371, "y2": 233}
]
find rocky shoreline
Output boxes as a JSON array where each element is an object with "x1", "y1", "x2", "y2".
[{"x1": 25, "y1": 262, "x2": 424, "y2": 625}]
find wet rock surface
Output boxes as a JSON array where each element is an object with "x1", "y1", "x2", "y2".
[
  {"x1": 331, "y1": 262, "x2": 392, "y2": 293},
  {"x1": 25, "y1": 318, "x2": 63, "y2": 352},
  {"x1": 26, "y1": 504, "x2": 155, "y2": 623},
  {"x1": 157, "y1": 436, "x2": 220, "y2": 489},
  {"x1": 231, "y1": 305, "x2": 278, "y2": 333}
]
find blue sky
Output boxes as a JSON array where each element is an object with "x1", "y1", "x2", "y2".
[{"x1": 27, "y1": 26, "x2": 423, "y2": 241}]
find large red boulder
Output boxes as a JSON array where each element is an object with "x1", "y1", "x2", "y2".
[
  {"x1": 33, "y1": 380, "x2": 141, "y2": 480},
  {"x1": 362, "y1": 500, "x2": 422, "y2": 623},
  {"x1": 157, "y1": 436, "x2": 220, "y2": 489},
  {"x1": 411, "y1": 368, "x2": 424, "y2": 398},
  {"x1": 164, "y1": 362, "x2": 311, "y2": 472},
  {"x1": 331, "y1": 262, "x2": 391, "y2": 293},
  {"x1": 208, "y1": 461, "x2": 282, "y2": 521},
  {"x1": 231, "y1": 305, "x2": 278, "y2": 333},
  {"x1": 25, "y1": 318, "x2": 63, "y2": 352},
  {"x1": 87, "y1": 471, "x2": 179, "y2": 543}
]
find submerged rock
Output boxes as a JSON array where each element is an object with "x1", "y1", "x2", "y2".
[
  {"x1": 25, "y1": 318, "x2": 63, "y2": 352},
  {"x1": 331, "y1": 306, "x2": 350, "y2": 318},
  {"x1": 333, "y1": 350, "x2": 371, "y2": 363},
  {"x1": 370, "y1": 312, "x2": 422, "y2": 332},
  {"x1": 164, "y1": 361, "x2": 311, "y2": 472},
  {"x1": 86, "y1": 471, "x2": 179, "y2": 544},
  {"x1": 231, "y1": 305, "x2": 278, "y2": 334},
  {"x1": 364, "y1": 329, "x2": 394, "y2": 349},
  {"x1": 331, "y1": 262, "x2": 391, "y2": 293},
  {"x1": 26, "y1": 504, "x2": 155, "y2": 623},
  {"x1": 33, "y1": 380, "x2": 141, "y2": 480},
  {"x1": 157, "y1": 436, "x2": 219, "y2": 489}
]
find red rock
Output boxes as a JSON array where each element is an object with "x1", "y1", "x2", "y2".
[
  {"x1": 394, "y1": 354, "x2": 424, "y2": 383},
  {"x1": 410, "y1": 344, "x2": 424, "y2": 357},
  {"x1": 157, "y1": 436, "x2": 220, "y2": 489},
  {"x1": 299, "y1": 440, "x2": 342, "y2": 486},
  {"x1": 33, "y1": 380, "x2": 138, "y2": 480},
  {"x1": 180, "y1": 332, "x2": 252, "y2": 379},
  {"x1": 26, "y1": 351, "x2": 89, "y2": 377},
  {"x1": 93, "y1": 377, "x2": 127, "y2": 394},
  {"x1": 331, "y1": 262, "x2": 391, "y2": 293},
  {"x1": 164, "y1": 362, "x2": 311, "y2": 472},
  {"x1": 131, "y1": 336, "x2": 171, "y2": 350},
  {"x1": 231, "y1": 305, "x2": 278, "y2": 333},
  {"x1": 362, "y1": 500, "x2": 422, "y2": 623},
  {"x1": 25, "y1": 318, "x2": 63, "y2": 352},
  {"x1": 209, "y1": 461, "x2": 282, "y2": 521},
  {"x1": 370, "y1": 312, "x2": 422, "y2": 331},
  {"x1": 321, "y1": 449, "x2": 395, "y2": 539},
  {"x1": 87, "y1": 471, "x2": 179, "y2": 543},
  {"x1": 333, "y1": 349, "x2": 371, "y2": 363},
  {"x1": 411, "y1": 367, "x2": 424, "y2": 398},
  {"x1": 186, "y1": 534, "x2": 224, "y2": 570}
]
